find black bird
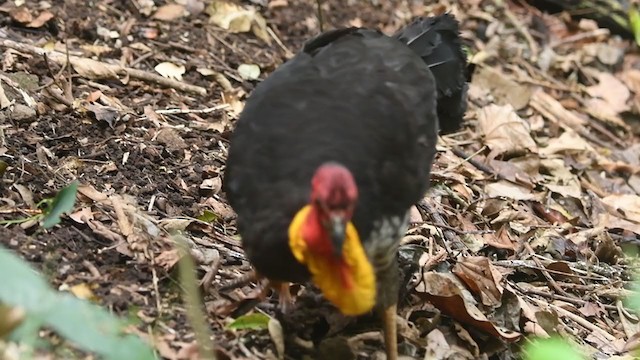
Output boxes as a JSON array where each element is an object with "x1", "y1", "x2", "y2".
[{"x1": 224, "y1": 13, "x2": 467, "y2": 359}]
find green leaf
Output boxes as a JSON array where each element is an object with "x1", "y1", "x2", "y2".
[
  {"x1": 629, "y1": 6, "x2": 640, "y2": 47},
  {"x1": 227, "y1": 312, "x2": 270, "y2": 330},
  {"x1": 0, "y1": 247, "x2": 155, "y2": 359},
  {"x1": 42, "y1": 181, "x2": 79, "y2": 229},
  {"x1": 625, "y1": 281, "x2": 640, "y2": 311},
  {"x1": 523, "y1": 336, "x2": 584, "y2": 360},
  {"x1": 197, "y1": 210, "x2": 218, "y2": 223}
]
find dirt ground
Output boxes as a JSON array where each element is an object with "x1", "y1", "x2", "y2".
[{"x1": 2, "y1": 0, "x2": 640, "y2": 359}]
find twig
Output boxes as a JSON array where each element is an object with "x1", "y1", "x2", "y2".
[
  {"x1": 531, "y1": 297, "x2": 617, "y2": 342},
  {"x1": 424, "y1": 222, "x2": 494, "y2": 235},
  {"x1": 524, "y1": 242, "x2": 570, "y2": 297},
  {"x1": 550, "y1": 29, "x2": 610, "y2": 48},
  {"x1": 503, "y1": 7, "x2": 538, "y2": 61},
  {"x1": 0, "y1": 38, "x2": 207, "y2": 96},
  {"x1": 514, "y1": 282, "x2": 617, "y2": 311},
  {"x1": 418, "y1": 199, "x2": 458, "y2": 254},
  {"x1": 267, "y1": 26, "x2": 294, "y2": 58},
  {"x1": 154, "y1": 104, "x2": 229, "y2": 115},
  {"x1": 493, "y1": 259, "x2": 610, "y2": 281}
]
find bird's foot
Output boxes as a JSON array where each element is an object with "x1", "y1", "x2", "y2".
[{"x1": 277, "y1": 282, "x2": 294, "y2": 314}]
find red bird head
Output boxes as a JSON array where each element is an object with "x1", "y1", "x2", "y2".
[
  {"x1": 309, "y1": 163, "x2": 358, "y2": 256},
  {"x1": 288, "y1": 162, "x2": 376, "y2": 315}
]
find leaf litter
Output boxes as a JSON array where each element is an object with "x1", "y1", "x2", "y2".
[{"x1": 1, "y1": 0, "x2": 640, "y2": 359}]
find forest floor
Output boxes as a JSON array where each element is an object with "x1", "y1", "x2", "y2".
[{"x1": 1, "y1": 0, "x2": 640, "y2": 359}]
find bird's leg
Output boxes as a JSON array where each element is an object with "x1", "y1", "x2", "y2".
[
  {"x1": 278, "y1": 282, "x2": 294, "y2": 313},
  {"x1": 266, "y1": 281, "x2": 295, "y2": 314},
  {"x1": 375, "y1": 251, "x2": 400, "y2": 360},
  {"x1": 382, "y1": 303, "x2": 398, "y2": 360}
]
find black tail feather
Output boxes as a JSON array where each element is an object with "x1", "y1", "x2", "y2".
[{"x1": 394, "y1": 14, "x2": 468, "y2": 134}]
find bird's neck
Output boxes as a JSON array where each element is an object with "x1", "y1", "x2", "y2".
[{"x1": 301, "y1": 205, "x2": 333, "y2": 256}]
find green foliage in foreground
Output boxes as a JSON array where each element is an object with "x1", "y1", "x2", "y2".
[
  {"x1": 0, "y1": 181, "x2": 79, "y2": 228},
  {"x1": 523, "y1": 337, "x2": 584, "y2": 360},
  {"x1": 0, "y1": 247, "x2": 155, "y2": 359}
]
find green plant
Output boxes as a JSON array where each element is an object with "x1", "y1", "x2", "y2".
[
  {"x1": 0, "y1": 181, "x2": 79, "y2": 228},
  {"x1": 0, "y1": 247, "x2": 155, "y2": 359}
]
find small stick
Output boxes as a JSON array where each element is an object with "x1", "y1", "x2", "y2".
[
  {"x1": 524, "y1": 242, "x2": 570, "y2": 297},
  {"x1": 0, "y1": 38, "x2": 207, "y2": 96}
]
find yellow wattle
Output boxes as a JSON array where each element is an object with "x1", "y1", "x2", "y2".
[{"x1": 288, "y1": 205, "x2": 376, "y2": 315}]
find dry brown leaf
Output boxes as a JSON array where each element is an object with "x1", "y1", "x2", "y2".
[
  {"x1": 484, "y1": 226, "x2": 516, "y2": 251},
  {"x1": 424, "y1": 329, "x2": 476, "y2": 359},
  {"x1": 154, "y1": 62, "x2": 185, "y2": 81},
  {"x1": 530, "y1": 90, "x2": 586, "y2": 127},
  {"x1": 80, "y1": 44, "x2": 113, "y2": 57},
  {"x1": 156, "y1": 249, "x2": 181, "y2": 270},
  {"x1": 601, "y1": 194, "x2": 640, "y2": 223},
  {"x1": 595, "y1": 213, "x2": 640, "y2": 236},
  {"x1": 152, "y1": 4, "x2": 186, "y2": 21},
  {"x1": 69, "y1": 283, "x2": 97, "y2": 301},
  {"x1": 26, "y1": 10, "x2": 54, "y2": 28},
  {"x1": 12, "y1": 184, "x2": 35, "y2": 208},
  {"x1": 473, "y1": 67, "x2": 532, "y2": 110},
  {"x1": 110, "y1": 195, "x2": 133, "y2": 237},
  {"x1": 70, "y1": 58, "x2": 120, "y2": 80},
  {"x1": 540, "y1": 130, "x2": 594, "y2": 155},
  {"x1": 579, "y1": 302, "x2": 606, "y2": 317},
  {"x1": 69, "y1": 207, "x2": 94, "y2": 224},
  {"x1": 156, "y1": 128, "x2": 187, "y2": 151},
  {"x1": 478, "y1": 104, "x2": 537, "y2": 156},
  {"x1": 485, "y1": 180, "x2": 535, "y2": 201},
  {"x1": 268, "y1": 318, "x2": 285, "y2": 359},
  {"x1": 586, "y1": 70, "x2": 630, "y2": 115},
  {"x1": 453, "y1": 257, "x2": 504, "y2": 307},
  {"x1": 206, "y1": 0, "x2": 271, "y2": 43},
  {"x1": 9, "y1": 7, "x2": 32, "y2": 24},
  {"x1": 416, "y1": 272, "x2": 521, "y2": 342},
  {"x1": 78, "y1": 184, "x2": 110, "y2": 202},
  {"x1": 621, "y1": 69, "x2": 640, "y2": 106}
]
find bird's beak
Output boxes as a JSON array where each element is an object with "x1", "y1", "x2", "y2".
[{"x1": 329, "y1": 215, "x2": 346, "y2": 257}]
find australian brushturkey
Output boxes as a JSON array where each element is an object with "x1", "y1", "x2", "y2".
[{"x1": 224, "y1": 13, "x2": 467, "y2": 359}]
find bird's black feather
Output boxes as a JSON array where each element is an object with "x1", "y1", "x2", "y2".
[
  {"x1": 394, "y1": 13, "x2": 468, "y2": 133},
  {"x1": 224, "y1": 14, "x2": 466, "y2": 284}
]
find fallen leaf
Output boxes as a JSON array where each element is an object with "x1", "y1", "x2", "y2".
[
  {"x1": 69, "y1": 283, "x2": 97, "y2": 301},
  {"x1": 540, "y1": 130, "x2": 594, "y2": 155},
  {"x1": 578, "y1": 302, "x2": 606, "y2": 317},
  {"x1": 26, "y1": 10, "x2": 54, "y2": 28},
  {"x1": 154, "y1": 62, "x2": 185, "y2": 81},
  {"x1": 472, "y1": 67, "x2": 532, "y2": 110},
  {"x1": 69, "y1": 207, "x2": 94, "y2": 224},
  {"x1": 485, "y1": 181, "x2": 536, "y2": 201},
  {"x1": 237, "y1": 64, "x2": 261, "y2": 80},
  {"x1": 416, "y1": 272, "x2": 521, "y2": 342},
  {"x1": 478, "y1": 104, "x2": 538, "y2": 156},
  {"x1": 10, "y1": 7, "x2": 32, "y2": 24},
  {"x1": 206, "y1": 0, "x2": 271, "y2": 43},
  {"x1": 601, "y1": 194, "x2": 640, "y2": 223},
  {"x1": 70, "y1": 58, "x2": 119, "y2": 80},
  {"x1": 586, "y1": 70, "x2": 630, "y2": 115},
  {"x1": 453, "y1": 257, "x2": 504, "y2": 307},
  {"x1": 268, "y1": 318, "x2": 285, "y2": 359},
  {"x1": 152, "y1": 4, "x2": 186, "y2": 21}
]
